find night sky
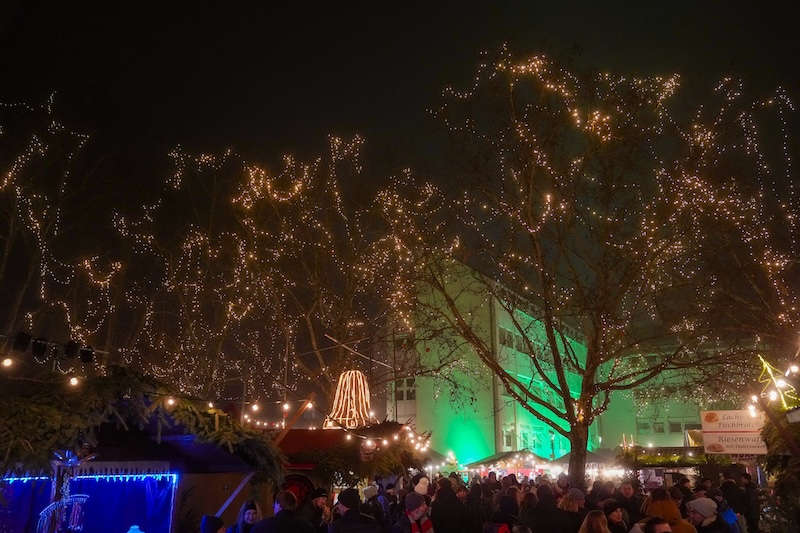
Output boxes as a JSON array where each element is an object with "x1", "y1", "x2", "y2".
[{"x1": 2, "y1": 2, "x2": 799, "y2": 181}]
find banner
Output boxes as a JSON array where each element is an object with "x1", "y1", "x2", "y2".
[{"x1": 700, "y1": 410, "x2": 767, "y2": 454}]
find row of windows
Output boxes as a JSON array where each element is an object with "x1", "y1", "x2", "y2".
[
  {"x1": 395, "y1": 378, "x2": 416, "y2": 401},
  {"x1": 636, "y1": 420, "x2": 701, "y2": 434}
]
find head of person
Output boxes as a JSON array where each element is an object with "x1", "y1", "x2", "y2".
[
  {"x1": 363, "y1": 485, "x2": 379, "y2": 501},
  {"x1": 200, "y1": 515, "x2": 225, "y2": 533},
  {"x1": 643, "y1": 517, "x2": 672, "y2": 533},
  {"x1": 536, "y1": 483, "x2": 556, "y2": 506},
  {"x1": 740, "y1": 472, "x2": 752, "y2": 486},
  {"x1": 273, "y1": 490, "x2": 298, "y2": 515},
  {"x1": 679, "y1": 477, "x2": 691, "y2": 488},
  {"x1": 619, "y1": 481, "x2": 634, "y2": 499},
  {"x1": 578, "y1": 510, "x2": 608, "y2": 533},
  {"x1": 557, "y1": 474, "x2": 569, "y2": 489},
  {"x1": 603, "y1": 500, "x2": 624, "y2": 525},
  {"x1": 686, "y1": 497, "x2": 717, "y2": 526},
  {"x1": 337, "y1": 488, "x2": 361, "y2": 513},
  {"x1": 668, "y1": 486, "x2": 683, "y2": 504},
  {"x1": 650, "y1": 488, "x2": 670, "y2": 502},
  {"x1": 405, "y1": 491, "x2": 428, "y2": 521},
  {"x1": 488, "y1": 471, "x2": 497, "y2": 482},
  {"x1": 559, "y1": 488, "x2": 586, "y2": 513},
  {"x1": 310, "y1": 488, "x2": 328, "y2": 509},
  {"x1": 700, "y1": 478, "x2": 712, "y2": 490},
  {"x1": 412, "y1": 473, "x2": 430, "y2": 495},
  {"x1": 238, "y1": 500, "x2": 260, "y2": 526},
  {"x1": 499, "y1": 494, "x2": 519, "y2": 517},
  {"x1": 456, "y1": 485, "x2": 469, "y2": 502},
  {"x1": 436, "y1": 477, "x2": 452, "y2": 494},
  {"x1": 386, "y1": 483, "x2": 396, "y2": 496},
  {"x1": 521, "y1": 491, "x2": 538, "y2": 511}
]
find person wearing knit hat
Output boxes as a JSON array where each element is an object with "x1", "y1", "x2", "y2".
[
  {"x1": 392, "y1": 492, "x2": 432, "y2": 533},
  {"x1": 201, "y1": 515, "x2": 225, "y2": 533},
  {"x1": 411, "y1": 473, "x2": 430, "y2": 496},
  {"x1": 361, "y1": 485, "x2": 386, "y2": 529},
  {"x1": 330, "y1": 488, "x2": 381, "y2": 533},
  {"x1": 602, "y1": 500, "x2": 628, "y2": 533},
  {"x1": 687, "y1": 497, "x2": 728, "y2": 533}
]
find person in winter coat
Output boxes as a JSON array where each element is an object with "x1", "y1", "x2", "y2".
[
  {"x1": 251, "y1": 491, "x2": 314, "y2": 533},
  {"x1": 577, "y1": 510, "x2": 611, "y2": 533},
  {"x1": 299, "y1": 488, "x2": 332, "y2": 533},
  {"x1": 740, "y1": 473, "x2": 760, "y2": 533},
  {"x1": 687, "y1": 498, "x2": 730, "y2": 533},
  {"x1": 517, "y1": 492, "x2": 539, "y2": 533},
  {"x1": 602, "y1": 500, "x2": 628, "y2": 533},
  {"x1": 329, "y1": 488, "x2": 382, "y2": 533},
  {"x1": 552, "y1": 488, "x2": 587, "y2": 533},
  {"x1": 483, "y1": 494, "x2": 518, "y2": 533},
  {"x1": 615, "y1": 482, "x2": 644, "y2": 526},
  {"x1": 361, "y1": 485, "x2": 387, "y2": 530},
  {"x1": 392, "y1": 492, "x2": 433, "y2": 533},
  {"x1": 431, "y1": 478, "x2": 464, "y2": 533}
]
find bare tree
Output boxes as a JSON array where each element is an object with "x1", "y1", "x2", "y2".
[{"x1": 381, "y1": 50, "x2": 785, "y2": 485}]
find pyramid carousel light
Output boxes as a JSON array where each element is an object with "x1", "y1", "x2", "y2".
[{"x1": 324, "y1": 369, "x2": 373, "y2": 429}]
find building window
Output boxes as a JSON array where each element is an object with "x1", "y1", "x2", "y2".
[
  {"x1": 684, "y1": 422, "x2": 701, "y2": 430},
  {"x1": 669, "y1": 421, "x2": 683, "y2": 433},
  {"x1": 636, "y1": 421, "x2": 651, "y2": 433},
  {"x1": 504, "y1": 430, "x2": 514, "y2": 448},
  {"x1": 653, "y1": 422, "x2": 665, "y2": 434},
  {"x1": 396, "y1": 378, "x2": 415, "y2": 401}
]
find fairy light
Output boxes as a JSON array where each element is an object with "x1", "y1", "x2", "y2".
[
  {"x1": 68, "y1": 376, "x2": 79, "y2": 387},
  {"x1": 1, "y1": 358, "x2": 12, "y2": 368}
]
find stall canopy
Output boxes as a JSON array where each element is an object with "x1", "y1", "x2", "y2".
[{"x1": 464, "y1": 449, "x2": 551, "y2": 470}]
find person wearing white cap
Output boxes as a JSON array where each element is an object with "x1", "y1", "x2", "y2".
[{"x1": 686, "y1": 497, "x2": 729, "y2": 533}]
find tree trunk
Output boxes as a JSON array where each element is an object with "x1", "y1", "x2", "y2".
[{"x1": 568, "y1": 423, "x2": 589, "y2": 489}]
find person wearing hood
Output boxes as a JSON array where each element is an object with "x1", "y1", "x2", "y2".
[
  {"x1": 430, "y1": 478, "x2": 464, "y2": 533},
  {"x1": 687, "y1": 497, "x2": 730, "y2": 533},
  {"x1": 615, "y1": 481, "x2": 644, "y2": 526},
  {"x1": 629, "y1": 489, "x2": 695, "y2": 533},
  {"x1": 392, "y1": 492, "x2": 433, "y2": 533},
  {"x1": 227, "y1": 501, "x2": 261, "y2": 533}
]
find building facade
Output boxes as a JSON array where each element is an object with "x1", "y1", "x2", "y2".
[{"x1": 386, "y1": 262, "x2": 702, "y2": 465}]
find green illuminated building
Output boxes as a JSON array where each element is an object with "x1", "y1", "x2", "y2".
[{"x1": 386, "y1": 262, "x2": 702, "y2": 465}]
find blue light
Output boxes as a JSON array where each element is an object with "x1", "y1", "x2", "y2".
[
  {"x1": 1, "y1": 476, "x2": 50, "y2": 483},
  {"x1": 3, "y1": 473, "x2": 178, "y2": 483}
]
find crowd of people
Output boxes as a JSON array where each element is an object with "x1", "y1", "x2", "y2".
[{"x1": 199, "y1": 469, "x2": 761, "y2": 533}]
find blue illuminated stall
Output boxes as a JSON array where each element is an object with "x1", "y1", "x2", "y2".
[{"x1": 2, "y1": 473, "x2": 178, "y2": 533}]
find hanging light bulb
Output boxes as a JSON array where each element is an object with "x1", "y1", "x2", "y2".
[
  {"x1": 282, "y1": 402, "x2": 290, "y2": 411},
  {"x1": 251, "y1": 403, "x2": 260, "y2": 412},
  {"x1": 68, "y1": 376, "x2": 79, "y2": 387},
  {"x1": 166, "y1": 397, "x2": 176, "y2": 406},
  {"x1": 1, "y1": 357, "x2": 12, "y2": 368}
]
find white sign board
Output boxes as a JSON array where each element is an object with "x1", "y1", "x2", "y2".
[{"x1": 700, "y1": 410, "x2": 767, "y2": 455}]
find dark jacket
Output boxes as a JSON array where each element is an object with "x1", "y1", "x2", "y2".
[
  {"x1": 392, "y1": 514, "x2": 432, "y2": 533},
  {"x1": 615, "y1": 492, "x2": 644, "y2": 525},
  {"x1": 696, "y1": 515, "x2": 732, "y2": 533},
  {"x1": 329, "y1": 509, "x2": 382, "y2": 533},
  {"x1": 430, "y1": 487, "x2": 465, "y2": 533},
  {"x1": 607, "y1": 521, "x2": 627, "y2": 533},
  {"x1": 362, "y1": 496, "x2": 387, "y2": 530},
  {"x1": 252, "y1": 510, "x2": 314, "y2": 533},
  {"x1": 551, "y1": 509, "x2": 586, "y2": 533}
]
